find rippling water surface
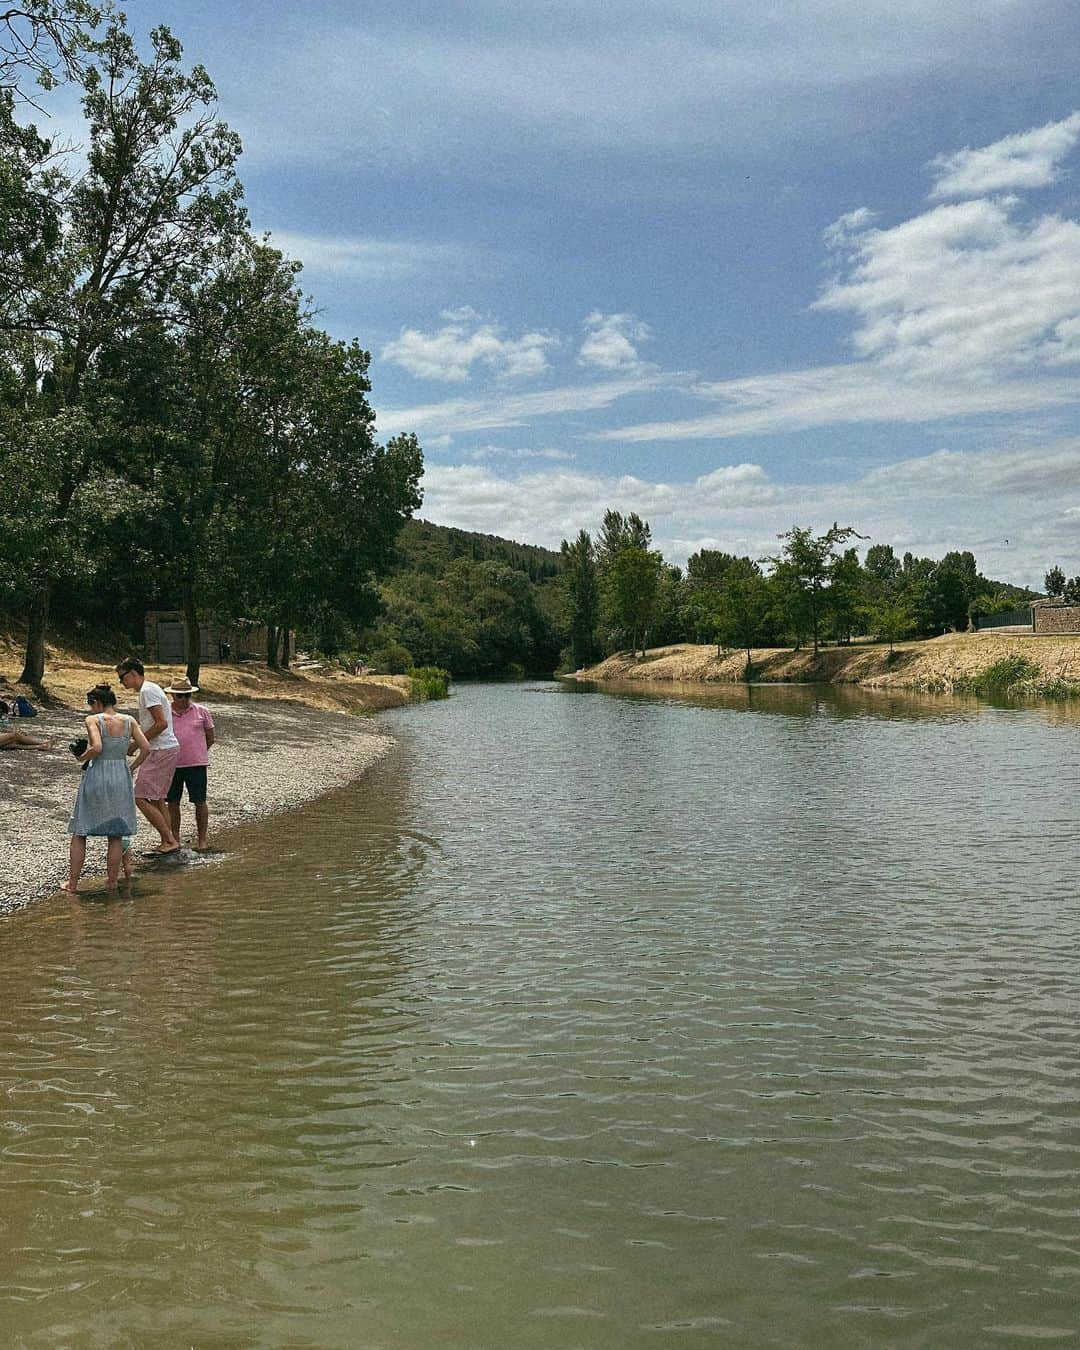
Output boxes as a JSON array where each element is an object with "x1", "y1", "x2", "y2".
[{"x1": 3, "y1": 680, "x2": 1080, "y2": 1347}]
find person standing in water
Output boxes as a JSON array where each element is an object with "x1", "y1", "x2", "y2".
[
  {"x1": 115, "y1": 657, "x2": 181, "y2": 854},
  {"x1": 64, "y1": 683, "x2": 152, "y2": 892},
  {"x1": 164, "y1": 676, "x2": 215, "y2": 850}
]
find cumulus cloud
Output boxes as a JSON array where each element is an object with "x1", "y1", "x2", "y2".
[
  {"x1": 929, "y1": 112, "x2": 1080, "y2": 200},
  {"x1": 823, "y1": 207, "x2": 878, "y2": 249},
  {"x1": 578, "y1": 311, "x2": 651, "y2": 370},
  {"x1": 382, "y1": 316, "x2": 556, "y2": 382},
  {"x1": 814, "y1": 195, "x2": 1080, "y2": 377},
  {"x1": 420, "y1": 439, "x2": 1080, "y2": 585}
]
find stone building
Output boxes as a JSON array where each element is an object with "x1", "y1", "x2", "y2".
[
  {"x1": 1031, "y1": 600, "x2": 1080, "y2": 635},
  {"x1": 143, "y1": 611, "x2": 295, "y2": 664}
]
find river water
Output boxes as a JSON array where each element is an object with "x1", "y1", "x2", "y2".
[{"x1": 2, "y1": 680, "x2": 1080, "y2": 1347}]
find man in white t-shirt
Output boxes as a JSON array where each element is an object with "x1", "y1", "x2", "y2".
[{"x1": 116, "y1": 657, "x2": 181, "y2": 854}]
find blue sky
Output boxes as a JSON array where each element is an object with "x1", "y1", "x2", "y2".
[{"x1": 60, "y1": 2, "x2": 1080, "y2": 582}]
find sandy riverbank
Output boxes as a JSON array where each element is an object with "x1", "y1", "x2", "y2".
[
  {"x1": 574, "y1": 631, "x2": 1080, "y2": 693},
  {"x1": 0, "y1": 648, "x2": 413, "y2": 914}
]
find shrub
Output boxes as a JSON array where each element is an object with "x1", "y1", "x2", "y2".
[
  {"x1": 369, "y1": 642, "x2": 414, "y2": 675},
  {"x1": 955, "y1": 655, "x2": 1046, "y2": 697},
  {"x1": 408, "y1": 666, "x2": 450, "y2": 701}
]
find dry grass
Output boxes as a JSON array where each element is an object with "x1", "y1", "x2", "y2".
[
  {"x1": 577, "y1": 632, "x2": 1080, "y2": 693},
  {"x1": 0, "y1": 631, "x2": 410, "y2": 715}
]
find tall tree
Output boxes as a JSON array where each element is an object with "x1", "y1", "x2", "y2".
[
  {"x1": 771, "y1": 523, "x2": 859, "y2": 655},
  {"x1": 714, "y1": 558, "x2": 770, "y2": 676},
  {"x1": 595, "y1": 509, "x2": 650, "y2": 568},
  {"x1": 15, "y1": 17, "x2": 244, "y2": 682},
  {"x1": 601, "y1": 544, "x2": 662, "y2": 658},
  {"x1": 559, "y1": 529, "x2": 599, "y2": 670}
]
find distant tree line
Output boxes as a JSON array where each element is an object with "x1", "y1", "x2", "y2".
[
  {"x1": 322, "y1": 512, "x2": 1040, "y2": 681},
  {"x1": 0, "y1": 3, "x2": 422, "y2": 684},
  {"x1": 559, "y1": 512, "x2": 1039, "y2": 675}
]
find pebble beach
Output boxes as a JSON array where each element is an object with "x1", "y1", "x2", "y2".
[{"x1": 0, "y1": 698, "x2": 395, "y2": 914}]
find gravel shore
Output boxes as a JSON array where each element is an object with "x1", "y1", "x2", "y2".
[{"x1": 0, "y1": 699, "x2": 395, "y2": 914}]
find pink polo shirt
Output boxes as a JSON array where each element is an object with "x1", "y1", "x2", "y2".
[{"x1": 172, "y1": 702, "x2": 215, "y2": 769}]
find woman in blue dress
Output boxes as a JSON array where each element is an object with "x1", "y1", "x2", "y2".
[{"x1": 64, "y1": 684, "x2": 152, "y2": 893}]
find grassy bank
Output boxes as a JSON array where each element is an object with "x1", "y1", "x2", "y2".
[{"x1": 575, "y1": 632, "x2": 1080, "y2": 698}]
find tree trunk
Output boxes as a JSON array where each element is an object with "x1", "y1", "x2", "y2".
[
  {"x1": 19, "y1": 586, "x2": 50, "y2": 685},
  {"x1": 279, "y1": 625, "x2": 291, "y2": 670},
  {"x1": 182, "y1": 584, "x2": 201, "y2": 686},
  {"x1": 266, "y1": 624, "x2": 279, "y2": 668}
]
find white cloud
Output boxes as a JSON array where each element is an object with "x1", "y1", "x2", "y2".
[
  {"x1": 578, "y1": 311, "x2": 651, "y2": 370},
  {"x1": 420, "y1": 438, "x2": 1080, "y2": 585},
  {"x1": 929, "y1": 112, "x2": 1080, "y2": 200},
  {"x1": 467, "y1": 445, "x2": 575, "y2": 463},
  {"x1": 266, "y1": 230, "x2": 459, "y2": 283},
  {"x1": 823, "y1": 208, "x2": 878, "y2": 249},
  {"x1": 378, "y1": 370, "x2": 670, "y2": 436},
  {"x1": 603, "y1": 146, "x2": 1080, "y2": 445},
  {"x1": 227, "y1": 4, "x2": 1041, "y2": 172},
  {"x1": 596, "y1": 365, "x2": 1080, "y2": 443},
  {"x1": 382, "y1": 317, "x2": 556, "y2": 382},
  {"x1": 815, "y1": 195, "x2": 1080, "y2": 377}
]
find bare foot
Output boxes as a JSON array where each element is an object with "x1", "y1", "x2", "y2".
[
  {"x1": 59, "y1": 881, "x2": 78, "y2": 893},
  {"x1": 154, "y1": 842, "x2": 181, "y2": 854},
  {"x1": 195, "y1": 838, "x2": 210, "y2": 851}
]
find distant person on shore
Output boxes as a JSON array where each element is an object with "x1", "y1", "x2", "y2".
[
  {"x1": 165, "y1": 676, "x2": 215, "y2": 851},
  {"x1": 64, "y1": 683, "x2": 151, "y2": 892},
  {"x1": 0, "y1": 699, "x2": 48, "y2": 750},
  {"x1": 115, "y1": 657, "x2": 182, "y2": 854}
]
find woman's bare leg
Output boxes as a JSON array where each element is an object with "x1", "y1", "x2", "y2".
[
  {"x1": 64, "y1": 836, "x2": 86, "y2": 892},
  {"x1": 105, "y1": 837, "x2": 122, "y2": 889}
]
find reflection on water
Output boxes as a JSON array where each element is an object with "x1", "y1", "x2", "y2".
[{"x1": 2, "y1": 681, "x2": 1080, "y2": 1347}]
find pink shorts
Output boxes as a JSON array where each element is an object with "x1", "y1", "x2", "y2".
[{"x1": 135, "y1": 747, "x2": 180, "y2": 801}]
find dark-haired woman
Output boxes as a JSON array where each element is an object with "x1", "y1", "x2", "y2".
[{"x1": 64, "y1": 684, "x2": 152, "y2": 893}]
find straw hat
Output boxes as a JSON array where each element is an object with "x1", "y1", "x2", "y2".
[{"x1": 164, "y1": 676, "x2": 199, "y2": 695}]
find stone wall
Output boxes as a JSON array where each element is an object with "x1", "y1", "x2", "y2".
[{"x1": 1033, "y1": 604, "x2": 1080, "y2": 635}]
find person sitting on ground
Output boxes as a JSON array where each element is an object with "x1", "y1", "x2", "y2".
[
  {"x1": 64, "y1": 684, "x2": 151, "y2": 893},
  {"x1": 165, "y1": 676, "x2": 215, "y2": 851},
  {"x1": 115, "y1": 657, "x2": 182, "y2": 854},
  {"x1": 0, "y1": 699, "x2": 48, "y2": 750}
]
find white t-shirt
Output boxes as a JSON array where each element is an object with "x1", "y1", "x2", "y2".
[{"x1": 137, "y1": 679, "x2": 180, "y2": 752}]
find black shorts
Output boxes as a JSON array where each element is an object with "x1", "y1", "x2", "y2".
[{"x1": 167, "y1": 765, "x2": 208, "y2": 804}]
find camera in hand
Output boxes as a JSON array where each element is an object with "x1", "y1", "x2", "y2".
[{"x1": 69, "y1": 736, "x2": 88, "y2": 758}]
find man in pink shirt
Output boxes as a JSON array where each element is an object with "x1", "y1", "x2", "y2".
[{"x1": 164, "y1": 677, "x2": 216, "y2": 850}]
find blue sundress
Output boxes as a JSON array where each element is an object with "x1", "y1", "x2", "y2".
[{"x1": 67, "y1": 714, "x2": 138, "y2": 837}]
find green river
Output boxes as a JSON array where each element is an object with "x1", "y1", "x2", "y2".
[{"x1": 2, "y1": 680, "x2": 1079, "y2": 1347}]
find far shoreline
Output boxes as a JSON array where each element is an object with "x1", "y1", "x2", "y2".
[{"x1": 567, "y1": 630, "x2": 1080, "y2": 698}]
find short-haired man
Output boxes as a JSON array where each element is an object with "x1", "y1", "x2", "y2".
[{"x1": 115, "y1": 657, "x2": 181, "y2": 854}]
